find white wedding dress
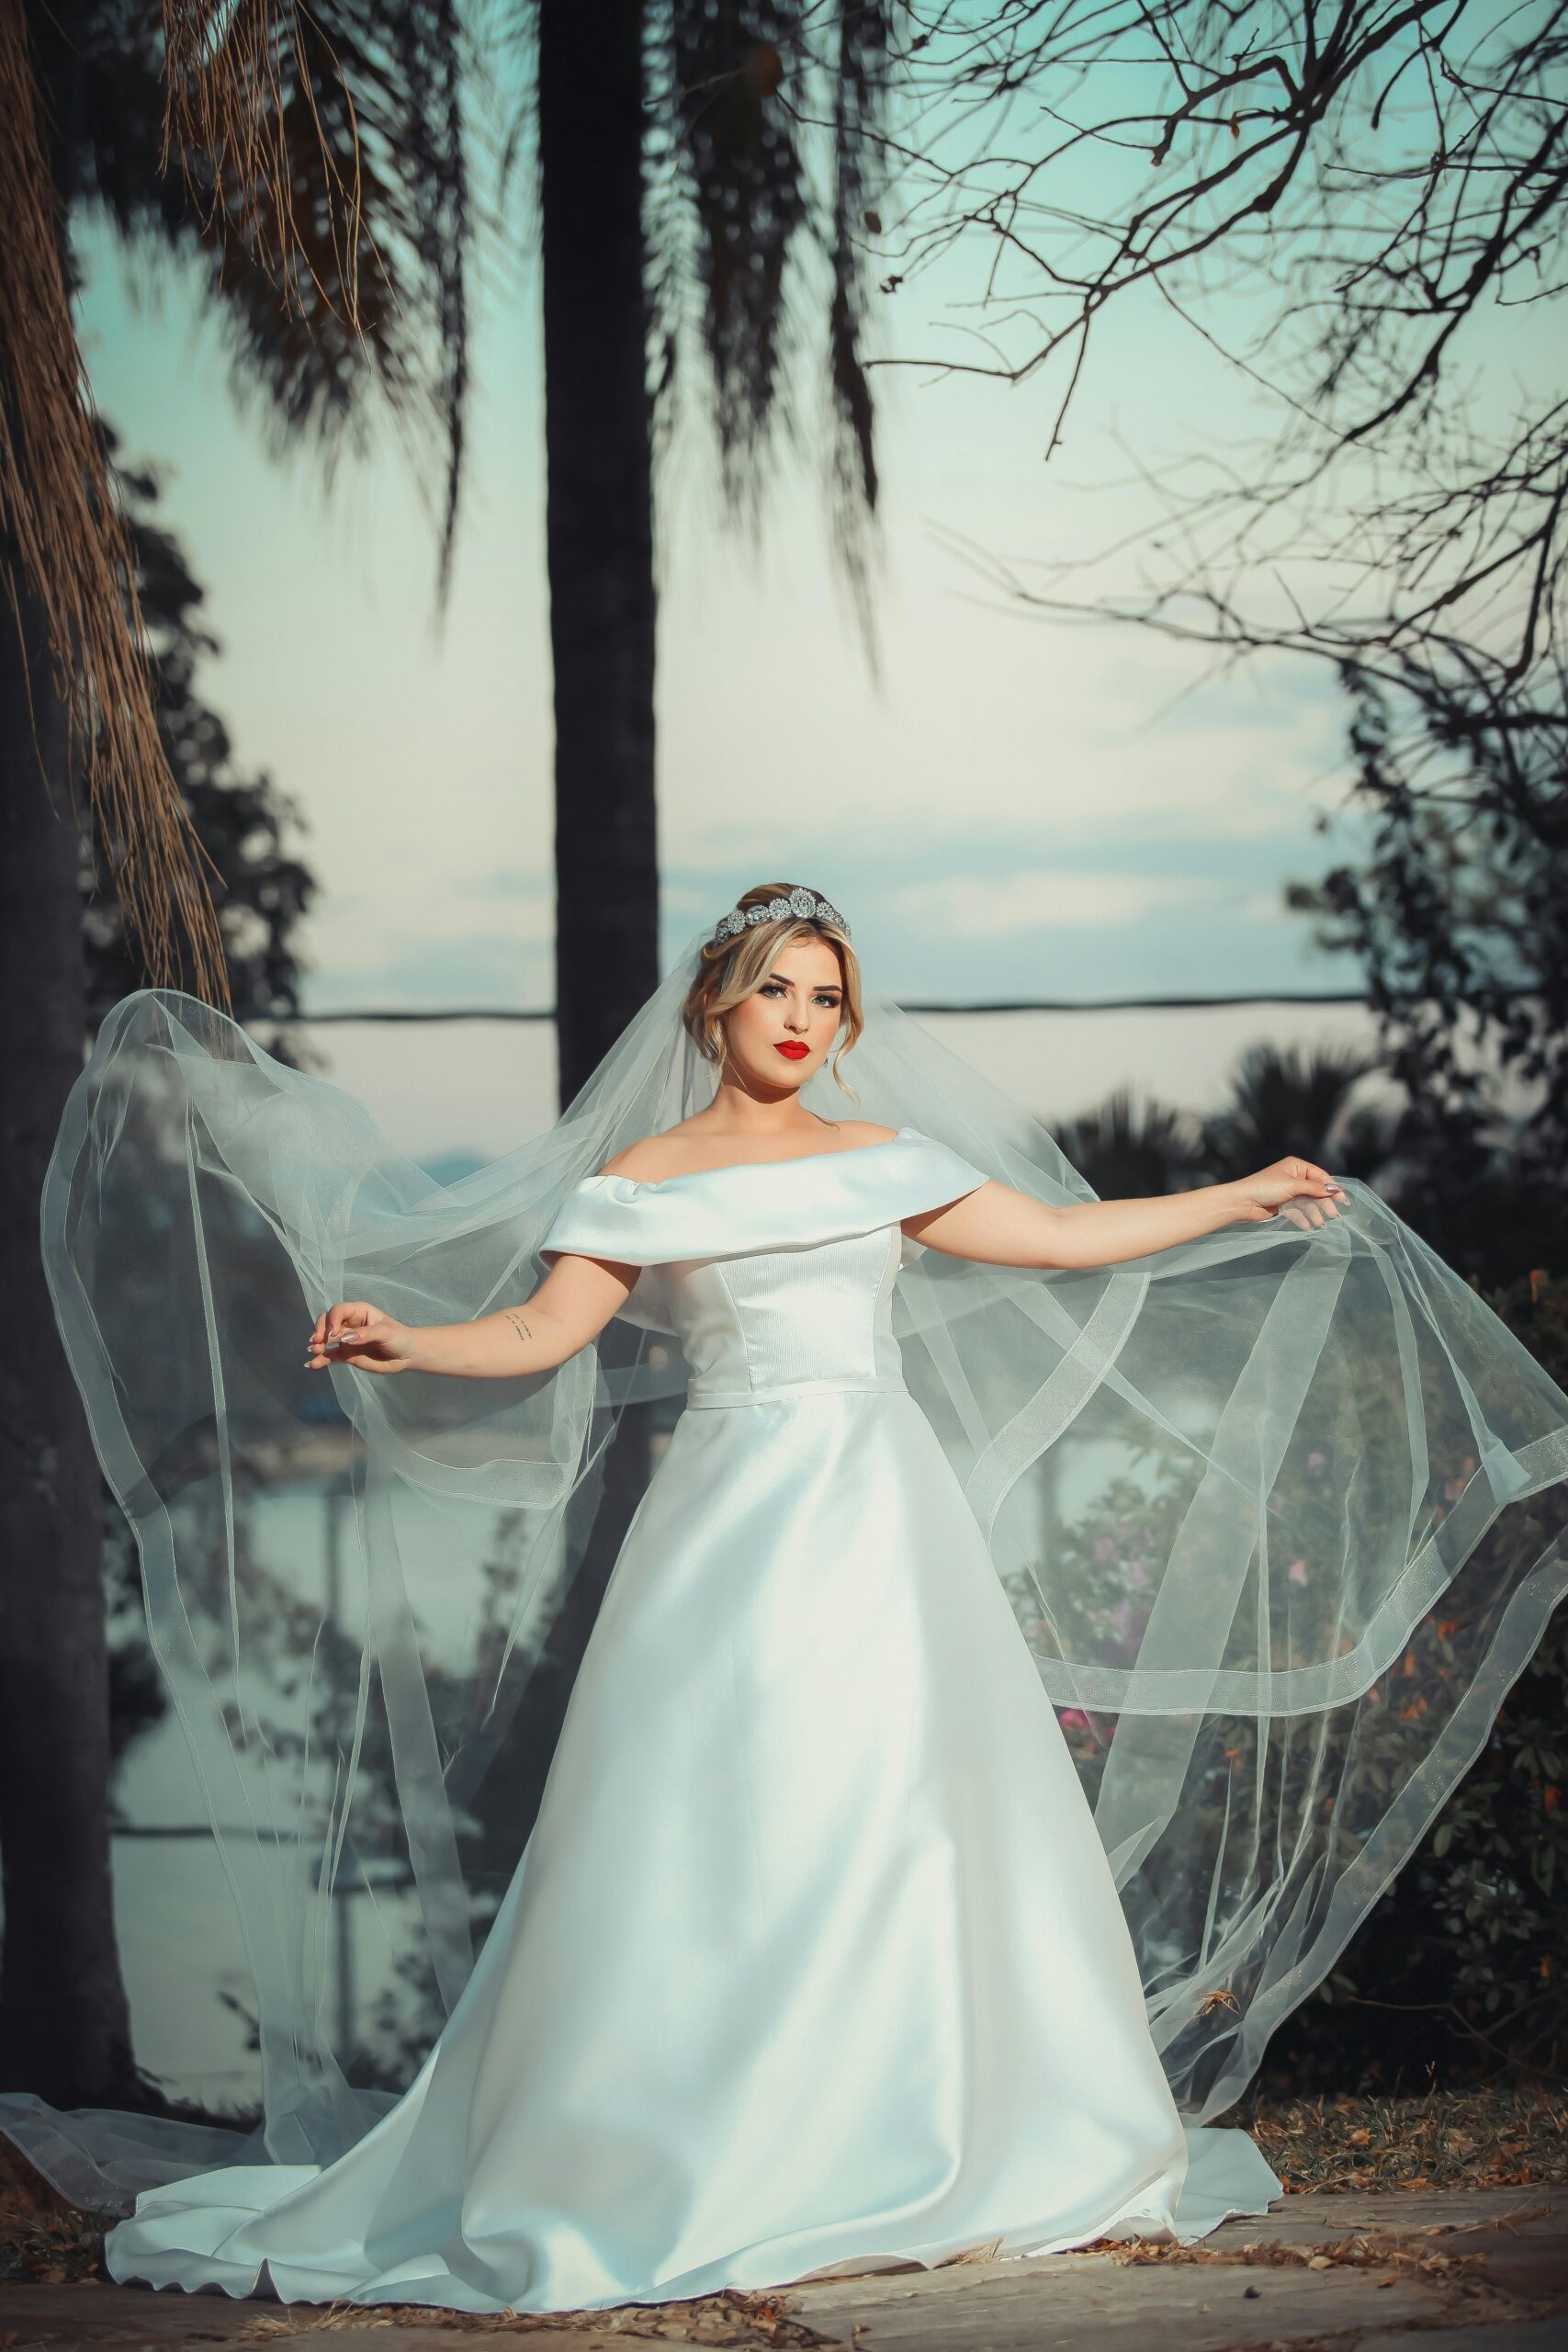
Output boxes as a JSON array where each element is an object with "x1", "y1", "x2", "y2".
[{"x1": 102, "y1": 1129, "x2": 1281, "y2": 2313}]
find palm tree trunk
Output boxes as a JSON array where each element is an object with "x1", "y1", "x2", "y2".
[
  {"x1": 539, "y1": 0, "x2": 660, "y2": 1106},
  {"x1": 0, "y1": 559, "x2": 137, "y2": 2105},
  {"x1": 530, "y1": 0, "x2": 660, "y2": 1831}
]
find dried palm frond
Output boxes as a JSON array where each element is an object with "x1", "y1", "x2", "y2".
[
  {"x1": 162, "y1": 0, "x2": 370, "y2": 332},
  {"x1": 160, "y1": 0, "x2": 471, "y2": 595},
  {"x1": 0, "y1": 0, "x2": 228, "y2": 1004}
]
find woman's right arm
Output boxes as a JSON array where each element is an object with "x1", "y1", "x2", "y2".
[{"x1": 305, "y1": 1250, "x2": 640, "y2": 1380}]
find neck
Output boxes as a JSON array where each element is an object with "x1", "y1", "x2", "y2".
[{"x1": 706, "y1": 1080, "x2": 823, "y2": 1135}]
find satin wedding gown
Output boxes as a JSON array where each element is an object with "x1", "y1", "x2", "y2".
[{"x1": 102, "y1": 1128, "x2": 1282, "y2": 2313}]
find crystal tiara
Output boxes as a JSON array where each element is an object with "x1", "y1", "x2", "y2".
[{"x1": 711, "y1": 888, "x2": 850, "y2": 944}]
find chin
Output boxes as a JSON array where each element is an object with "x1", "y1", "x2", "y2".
[{"x1": 760, "y1": 1061, "x2": 808, "y2": 1092}]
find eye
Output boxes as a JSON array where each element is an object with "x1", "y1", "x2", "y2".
[{"x1": 757, "y1": 982, "x2": 841, "y2": 1006}]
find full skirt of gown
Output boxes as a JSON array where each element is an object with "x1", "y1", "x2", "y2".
[{"x1": 102, "y1": 1384, "x2": 1281, "y2": 2313}]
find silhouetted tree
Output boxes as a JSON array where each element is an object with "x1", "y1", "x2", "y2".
[
  {"x1": 1056, "y1": 1041, "x2": 1404, "y2": 1200},
  {"x1": 1199, "y1": 1040, "x2": 1391, "y2": 1182},
  {"x1": 85, "y1": 438, "x2": 317, "y2": 1035},
  {"x1": 1054, "y1": 1088, "x2": 1204, "y2": 1199},
  {"x1": 1288, "y1": 668, "x2": 1568, "y2": 1281}
]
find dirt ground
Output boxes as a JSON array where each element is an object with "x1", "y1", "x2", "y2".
[
  {"x1": 1, "y1": 2083, "x2": 1564, "y2": 2349},
  {"x1": 1224, "y1": 2079, "x2": 1568, "y2": 2199}
]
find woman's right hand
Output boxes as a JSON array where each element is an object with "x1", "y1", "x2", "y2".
[
  {"x1": 306, "y1": 1303, "x2": 418, "y2": 1375},
  {"x1": 1231, "y1": 1159, "x2": 1348, "y2": 1227}
]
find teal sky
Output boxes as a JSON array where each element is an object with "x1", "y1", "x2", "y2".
[
  {"x1": 77, "y1": 209, "x2": 1360, "y2": 924},
  {"x1": 71, "y1": 103, "x2": 1483, "y2": 1155}
]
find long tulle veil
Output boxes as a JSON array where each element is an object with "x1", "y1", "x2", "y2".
[{"x1": 3, "y1": 925, "x2": 1566, "y2": 2211}]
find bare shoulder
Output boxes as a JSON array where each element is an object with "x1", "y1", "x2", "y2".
[
  {"x1": 596, "y1": 1116, "x2": 899, "y2": 1182},
  {"x1": 595, "y1": 1131, "x2": 691, "y2": 1183},
  {"x1": 826, "y1": 1120, "x2": 900, "y2": 1149},
  {"x1": 596, "y1": 1116, "x2": 737, "y2": 1182}
]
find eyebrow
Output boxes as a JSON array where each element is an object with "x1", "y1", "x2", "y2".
[{"x1": 765, "y1": 971, "x2": 841, "y2": 989}]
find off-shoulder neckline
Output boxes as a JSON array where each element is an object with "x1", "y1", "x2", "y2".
[{"x1": 584, "y1": 1125, "x2": 919, "y2": 1193}]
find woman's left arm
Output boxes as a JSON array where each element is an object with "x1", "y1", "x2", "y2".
[{"x1": 904, "y1": 1159, "x2": 1348, "y2": 1272}]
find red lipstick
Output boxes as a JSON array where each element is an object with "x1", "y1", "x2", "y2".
[{"x1": 775, "y1": 1042, "x2": 809, "y2": 1060}]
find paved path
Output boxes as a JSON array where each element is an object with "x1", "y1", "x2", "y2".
[{"x1": 1, "y1": 2186, "x2": 1562, "y2": 2349}]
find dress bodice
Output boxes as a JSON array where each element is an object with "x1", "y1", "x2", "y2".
[
  {"x1": 538, "y1": 1129, "x2": 989, "y2": 1407},
  {"x1": 650, "y1": 1227, "x2": 912, "y2": 1407}
]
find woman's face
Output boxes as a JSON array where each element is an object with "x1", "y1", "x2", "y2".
[{"x1": 720, "y1": 935, "x2": 845, "y2": 1098}]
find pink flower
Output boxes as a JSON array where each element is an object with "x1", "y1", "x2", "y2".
[
  {"x1": 1287, "y1": 1558, "x2": 1309, "y2": 1587},
  {"x1": 1059, "y1": 1708, "x2": 1089, "y2": 1731},
  {"x1": 1093, "y1": 1534, "x2": 1116, "y2": 1562},
  {"x1": 1308, "y1": 1450, "x2": 1326, "y2": 1470},
  {"x1": 1125, "y1": 1559, "x2": 1152, "y2": 1589}
]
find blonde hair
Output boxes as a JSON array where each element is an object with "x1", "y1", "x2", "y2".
[{"x1": 682, "y1": 883, "x2": 863, "y2": 1095}]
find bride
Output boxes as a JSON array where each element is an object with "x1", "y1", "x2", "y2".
[{"x1": 4, "y1": 881, "x2": 1566, "y2": 2315}]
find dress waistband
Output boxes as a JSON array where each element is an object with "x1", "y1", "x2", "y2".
[{"x1": 683, "y1": 1374, "x2": 910, "y2": 1410}]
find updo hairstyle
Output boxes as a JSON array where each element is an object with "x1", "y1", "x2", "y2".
[{"x1": 682, "y1": 883, "x2": 863, "y2": 1093}]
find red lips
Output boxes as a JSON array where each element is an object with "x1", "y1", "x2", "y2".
[{"x1": 775, "y1": 1042, "x2": 810, "y2": 1059}]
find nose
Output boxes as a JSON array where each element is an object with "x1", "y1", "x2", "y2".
[{"x1": 784, "y1": 1000, "x2": 809, "y2": 1032}]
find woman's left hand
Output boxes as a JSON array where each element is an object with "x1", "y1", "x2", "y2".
[{"x1": 1233, "y1": 1159, "x2": 1349, "y2": 1228}]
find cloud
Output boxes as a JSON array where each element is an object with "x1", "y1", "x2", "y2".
[
  {"x1": 458, "y1": 870, "x2": 553, "y2": 927},
  {"x1": 886, "y1": 869, "x2": 1226, "y2": 937},
  {"x1": 305, "y1": 928, "x2": 551, "y2": 1013}
]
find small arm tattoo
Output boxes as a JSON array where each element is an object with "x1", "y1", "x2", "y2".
[{"x1": 503, "y1": 1308, "x2": 534, "y2": 1352}]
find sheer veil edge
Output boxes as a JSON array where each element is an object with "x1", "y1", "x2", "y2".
[{"x1": 2, "y1": 925, "x2": 1564, "y2": 2210}]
